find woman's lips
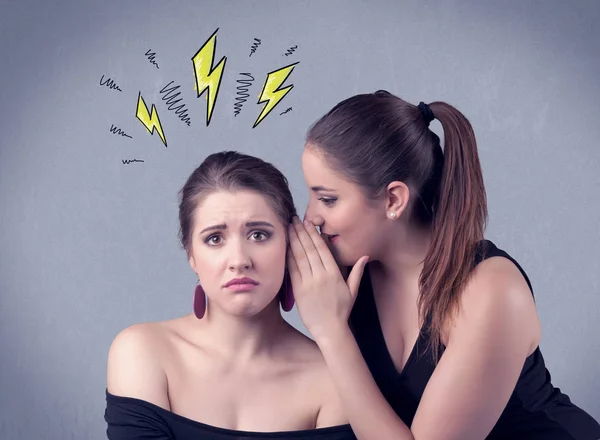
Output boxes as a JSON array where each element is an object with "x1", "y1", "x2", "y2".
[
  {"x1": 324, "y1": 234, "x2": 339, "y2": 244},
  {"x1": 227, "y1": 283, "x2": 257, "y2": 292},
  {"x1": 224, "y1": 277, "x2": 259, "y2": 292}
]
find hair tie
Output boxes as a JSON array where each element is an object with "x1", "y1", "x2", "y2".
[
  {"x1": 375, "y1": 90, "x2": 392, "y2": 97},
  {"x1": 418, "y1": 102, "x2": 435, "y2": 126}
]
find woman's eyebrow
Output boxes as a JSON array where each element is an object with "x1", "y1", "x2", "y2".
[
  {"x1": 246, "y1": 221, "x2": 274, "y2": 228},
  {"x1": 200, "y1": 221, "x2": 274, "y2": 234},
  {"x1": 311, "y1": 185, "x2": 336, "y2": 192},
  {"x1": 199, "y1": 224, "x2": 226, "y2": 234}
]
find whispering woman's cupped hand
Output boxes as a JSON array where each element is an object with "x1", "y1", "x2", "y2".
[{"x1": 287, "y1": 217, "x2": 369, "y2": 343}]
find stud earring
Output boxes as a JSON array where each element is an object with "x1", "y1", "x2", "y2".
[
  {"x1": 388, "y1": 212, "x2": 396, "y2": 219},
  {"x1": 193, "y1": 280, "x2": 206, "y2": 319}
]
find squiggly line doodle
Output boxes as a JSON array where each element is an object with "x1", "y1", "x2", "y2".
[
  {"x1": 110, "y1": 124, "x2": 133, "y2": 138},
  {"x1": 160, "y1": 81, "x2": 192, "y2": 126},
  {"x1": 249, "y1": 38, "x2": 261, "y2": 57},
  {"x1": 100, "y1": 75, "x2": 122, "y2": 92},
  {"x1": 234, "y1": 73, "x2": 254, "y2": 117},
  {"x1": 145, "y1": 49, "x2": 159, "y2": 69},
  {"x1": 101, "y1": 29, "x2": 300, "y2": 163},
  {"x1": 283, "y1": 45, "x2": 298, "y2": 56}
]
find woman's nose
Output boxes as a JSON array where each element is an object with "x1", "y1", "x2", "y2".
[
  {"x1": 228, "y1": 242, "x2": 252, "y2": 271},
  {"x1": 228, "y1": 260, "x2": 251, "y2": 271},
  {"x1": 304, "y1": 201, "x2": 324, "y2": 227}
]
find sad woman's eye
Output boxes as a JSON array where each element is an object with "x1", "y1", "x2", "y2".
[
  {"x1": 205, "y1": 234, "x2": 223, "y2": 246},
  {"x1": 249, "y1": 231, "x2": 270, "y2": 242}
]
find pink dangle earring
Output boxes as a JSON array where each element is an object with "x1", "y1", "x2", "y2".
[
  {"x1": 193, "y1": 279, "x2": 206, "y2": 319},
  {"x1": 278, "y1": 271, "x2": 295, "y2": 312}
]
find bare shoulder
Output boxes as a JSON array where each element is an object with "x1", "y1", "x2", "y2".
[
  {"x1": 279, "y1": 326, "x2": 348, "y2": 426},
  {"x1": 106, "y1": 321, "x2": 172, "y2": 409},
  {"x1": 449, "y1": 255, "x2": 541, "y2": 353},
  {"x1": 465, "y1": 255, "x2": 537, "y2": 313},
  {"x1": 277, "y1": 324, "x2": 328, "y2": 370}
]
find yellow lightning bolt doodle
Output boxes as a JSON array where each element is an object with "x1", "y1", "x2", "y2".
[
  {"x1": 192, "y1": 28, "x2": 227, "y2": 126},
  {"x1": 253, "y1": 62, "x2": 299, "y2": 128},
  {"x1": 135, "y1": 92, "x2": 167, "y2": 147}
]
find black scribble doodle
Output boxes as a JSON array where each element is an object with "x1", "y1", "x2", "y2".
[
  {"x1": 122, "y1": 159, "x2": 144, "y2": 164},
  {"x1": 249, "y1": 38, "x2": 262, "y2": 57},
  {"x1": 234, "y1": 73, "x2": 255, "y2": 117},
  {"x1": 145, "y1": 49, "x2": 159, "y2": 69},
  {"x1": 99, "y1": 75, "x2": 122, "y2": 92},
  {"x1": 283, "y1": 45, "x2": 298, "y2": 56},
  {"x1": 109, "y1": 124, "x2": 133, "y2": 138},
  {"x1": 279, "y1": 107, "x2": 292, "y2": 116},
  {"x1": 159, "y1": 81, "x2": 192, "y2": 126}
]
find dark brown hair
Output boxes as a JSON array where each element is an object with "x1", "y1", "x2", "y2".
[
  {"x1": 306, "y1": 91, "x2": 487, "y2": 358},
  {"x1": 178, "y1": 151, "x2": 297, "y2": 255}
]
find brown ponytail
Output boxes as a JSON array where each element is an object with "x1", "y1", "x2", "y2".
[{"x1": 418, "y1": 102, "x2": 488, "y2": 359}]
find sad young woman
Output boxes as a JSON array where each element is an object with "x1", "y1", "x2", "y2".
[{"x1": 105, "y1": 151, "x2": 356, "y2": 440}]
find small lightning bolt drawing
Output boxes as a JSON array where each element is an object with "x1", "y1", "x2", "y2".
[
  {"x1": 135, "y1": 92, "x2": 167, "y2": 147},
  {"x1": 192, "y1": 28, "x2": 227, "y2": 126},
  {"x1": 253, "y1": 62, "x2": 299, "y2": 128}
]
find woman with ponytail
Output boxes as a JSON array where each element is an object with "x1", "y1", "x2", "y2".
[{"x1": 288, "y1": 91, "x2": 600, "y2": 439}]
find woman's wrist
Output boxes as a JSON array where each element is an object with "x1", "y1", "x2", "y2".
[{"x1": 313, "y1": 323, "x2": 354, "y2": 353}]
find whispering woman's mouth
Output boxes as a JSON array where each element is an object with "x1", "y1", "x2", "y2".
[{"x1": 322, "y1": 233, "x2": 339, "y2": 244}]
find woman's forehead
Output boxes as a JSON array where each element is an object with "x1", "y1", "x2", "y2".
[{"x1": 193, "y1": 190, "x2": 280, "y2": 225}]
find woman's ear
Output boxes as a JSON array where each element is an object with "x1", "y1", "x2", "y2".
[
  {"x1": 188, "y1": 250, "x2": 198, "y2": 273},
  {"x1": 385, "y1": 180, "x2": 410, "y2": 219}
]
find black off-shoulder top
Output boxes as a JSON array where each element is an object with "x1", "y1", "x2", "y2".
[{"x1": 105, "y1": 390, "x2": 357, "y2": 440}]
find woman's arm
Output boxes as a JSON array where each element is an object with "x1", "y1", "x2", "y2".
[
  {"x1": 314, "y1": 359, "x2": 353, "y2": 428},
  {"x1": 316, "y1": 325, "x2": 412, "y2": 438},
  {"x1": 288, "y1": 219, "x2": 540, "y2": 440},
  {"x1": 410, "y1": 257, "x2": 540, "y2": 438}
]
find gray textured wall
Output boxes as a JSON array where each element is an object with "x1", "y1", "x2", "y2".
[{"x1": 1, "y1": 1, "x2": 598, "y2": 439}]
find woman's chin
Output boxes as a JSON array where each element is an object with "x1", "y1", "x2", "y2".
[
  {"x1": 226, "y1": 298, "x2": 279, "y2": 319},
  {"x1": 337, "y1": 252, "x2": 369, "y2": 269}
]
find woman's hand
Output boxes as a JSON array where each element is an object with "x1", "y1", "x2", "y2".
[{"x1": 287, "y1": 217, "x2": 369, "y2": 343}]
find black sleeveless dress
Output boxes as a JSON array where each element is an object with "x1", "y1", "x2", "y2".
[
  {"x1": 349, "y1": 240, "x2": 600, "y2": 439},
  {"x1": 104, "y1": 391, "x2": 357, "y2": 440}
]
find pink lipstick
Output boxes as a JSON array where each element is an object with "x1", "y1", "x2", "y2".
[{"x1": 224, "y1": 277, "x2": 259, "y2": 292}]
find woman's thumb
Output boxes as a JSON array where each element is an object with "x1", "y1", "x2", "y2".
[{"x1": 346, "y1": 256, "x2": 369, "y2": 299}]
